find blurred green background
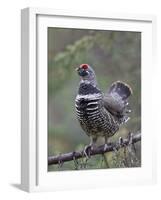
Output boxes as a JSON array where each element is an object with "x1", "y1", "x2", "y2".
[{"x1": 48, "y1": 28, "x2": 141, "y2": 171}]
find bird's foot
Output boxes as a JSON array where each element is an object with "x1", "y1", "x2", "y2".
[
  {"x1": 103, "y1": 143, "x2": 108, "y2": 151},
  {"x1": 103, "y1": 142, "x2": 113, "y2": 152},
  {"x1": 83, "y1": 144, "x2": 94, "y2": 159}
]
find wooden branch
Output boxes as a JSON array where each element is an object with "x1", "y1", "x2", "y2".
[{"x1": 48, "y1": 132, "x2": 141, "y2": 165}]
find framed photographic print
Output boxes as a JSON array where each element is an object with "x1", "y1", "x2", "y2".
[{"x1": 21, "y1": 7, "x2": 156, "y2": 192}]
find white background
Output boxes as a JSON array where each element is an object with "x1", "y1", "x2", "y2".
[{"x1": 0, "y1": 0, "x2": 160, "y2": 199}]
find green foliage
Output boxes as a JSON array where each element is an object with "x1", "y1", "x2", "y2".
[{"x1": 48, "y1": 28, "x2": 141, "y2": 171}]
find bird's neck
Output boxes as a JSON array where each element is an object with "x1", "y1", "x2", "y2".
[
  {"x1": 80, "y1": 74, "x2": 98, "y2": 87},
  {"x1": 78, "y1": 81, "x2": 101, "y2": 96}
]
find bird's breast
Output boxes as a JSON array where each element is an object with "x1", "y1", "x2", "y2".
[
  {"x1": 75, "y1": 94, "x2": 119, "y2": 136},
  {"x1": 75, "y1": 97, "x2": 101, "y2": 120}
]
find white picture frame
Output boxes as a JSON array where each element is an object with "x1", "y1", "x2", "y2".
[{"x1": 21, "y1": 7, "x2": 156, "y2": 192}]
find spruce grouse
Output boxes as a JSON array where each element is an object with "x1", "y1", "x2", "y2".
[{"x1": 75, "y1": 64, "x2": 132, "y2": 152}]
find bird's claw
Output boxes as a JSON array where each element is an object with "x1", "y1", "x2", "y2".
[
  {"x1": 103, "y1": 143, "x2": 108, "y2": 151},
  {"x1": 83, "y1": 144, "x2": 93, "y2": 159}
]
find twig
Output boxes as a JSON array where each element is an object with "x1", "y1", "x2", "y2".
[{"x1": 48, "y1": 132, "x2": 141, "y2": 165}]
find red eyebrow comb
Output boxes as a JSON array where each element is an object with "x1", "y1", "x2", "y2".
[{"x1": 80, "y1": 64, "x2": 89, "y2": 69}]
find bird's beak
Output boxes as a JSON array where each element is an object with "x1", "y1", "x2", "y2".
[{"x1": 75, "y1": 67, "x2": 79, "y2": 71}]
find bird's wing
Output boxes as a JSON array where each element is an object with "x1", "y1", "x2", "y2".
[
  {"x1": 103, "y1": 94, "x2": 125, "y2": 117},
  {"x1": 103, "y1": 81, "x2": 132, "y2": 117}
]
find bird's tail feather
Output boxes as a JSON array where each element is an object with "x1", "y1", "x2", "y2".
[{"x1": 108, "y1": 81, "x2": 132, "y2": 100}]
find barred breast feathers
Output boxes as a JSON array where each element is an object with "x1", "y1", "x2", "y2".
[
  {"x1": 75, "y1": 92, "x2": 102, "y2": 121},
  {"x1": 75, "y1": 93, "x2": 102, "y2": 102}
]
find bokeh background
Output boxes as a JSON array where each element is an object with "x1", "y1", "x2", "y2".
[{"x1": 48, "y1": 28, "x2": 141, "y2": 171}]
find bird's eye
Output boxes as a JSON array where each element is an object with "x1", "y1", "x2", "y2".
[{"x1": 80, "y1": 64, "x2": 88, "y2": 70}]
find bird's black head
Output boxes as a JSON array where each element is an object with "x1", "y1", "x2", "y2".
[
  {"x1": 76, "y1": 64, "x2": 96, "y2": 79},
  {"x1": 76, "y1": 64, "x2": 97, "y2": 86},
  {"x1": 76, "y1": 64, "x2": 101, "y2": 94},
  {"x1": 76, "y1": 64, "x2": 89, "y2": 77}
]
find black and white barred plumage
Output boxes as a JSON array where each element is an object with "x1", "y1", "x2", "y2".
[{"x1": 75, "y1": 64, "x2": 132, "y2": 149}]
